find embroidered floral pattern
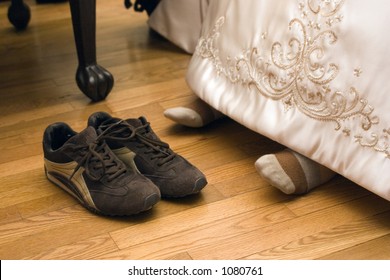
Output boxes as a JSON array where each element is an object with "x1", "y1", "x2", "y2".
[{"x1": 195, "y1": 0, "x2": 390, "y2": 158}]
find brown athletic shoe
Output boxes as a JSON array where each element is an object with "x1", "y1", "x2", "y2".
[
  {"x1": 88, "y1": 112, "x2": 208, "y2": 197},
  {"x1": 42, "y1": 122, "x2": 160, "y2": 216}
]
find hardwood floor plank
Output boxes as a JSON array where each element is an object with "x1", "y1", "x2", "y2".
[
  {"x1": 24, "y1": 233, "x2": 119, "y2": 260},
  {"x1": 97, "y1": 203, "x2": 296, "y2": 259},
  {"x1": 317, "y1": 233, "x2": 390, "y2": 260},
  {"x1": 0, "y1": 169, "x2": 57, "y2": 208},
  {"x1": 0, "y1": 185, "x2": 224, "y2": 259},
  {"x1": 0, "y1": 206, "x2": 22, "y2": 226},
  {"x1": 0, "y1": 155, "x2": 43, "y2": 178},
  {"x1": 244, "y1": 210, "x2": 390, "y2": 260},
  {"x1": 187, "y1": 195, "x2": 390, "y2": 259},
  {"x1": 109, "y1": 188, "x2": 289, "y2": 250},
  {"x1": 164, "y1": 252, "x2": 193, "y2": 260}
]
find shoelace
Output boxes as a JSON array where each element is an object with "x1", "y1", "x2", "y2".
[
  {"x1": 69, "y1": 133, "x2": 126, "y2": 182},
  {"x1": 100, "y1": 120, "x2": 176, "y2": 166}
]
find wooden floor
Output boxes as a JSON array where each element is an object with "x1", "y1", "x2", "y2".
[{"x1": 1, "y1": 0, "x2": 390, "y2": 260}]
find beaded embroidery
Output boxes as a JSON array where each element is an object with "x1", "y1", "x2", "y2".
[{"x1": 195, "y1": 0, "x2": 390, "y2": 158}]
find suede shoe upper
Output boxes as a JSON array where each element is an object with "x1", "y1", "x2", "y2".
[
  {"x1": 88, "y1": 112, "x2": 208, "y2": 197},
  {"x1": 43, "y1": 122, "x2": 160, "y2": 216}
]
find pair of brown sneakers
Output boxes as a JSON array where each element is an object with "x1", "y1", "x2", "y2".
[{"x1": 43, "y1": 112, "x2": 207, "y2": 216}]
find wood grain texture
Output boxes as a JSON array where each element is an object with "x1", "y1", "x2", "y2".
[{"x1": 1, "y1": 0, "x2": 390, "y2": 260}]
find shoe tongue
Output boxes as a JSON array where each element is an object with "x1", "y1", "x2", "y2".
[
  {"x1": 126, "y1": 116, "x2": 162, "y2": 141},
  {"x1": 125, "y1": 117, "x2": 144, "y2": 128},
  {"x1": 101, "y1": 117, "x2": 121, "y2": 126},
  {"x1": 96, "y1": 117, "x2": 122, "y2": 134},
  {"x1": 66, "y1": 126, "x2": 98, "y2": 146}
]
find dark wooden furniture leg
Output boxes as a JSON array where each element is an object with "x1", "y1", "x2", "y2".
[
  {"x1": 8, "y1": 0, "x2": 31, "y2": 30},
  {"x1": 68, "y1": 0, "x2": 114, "y2": 102}
]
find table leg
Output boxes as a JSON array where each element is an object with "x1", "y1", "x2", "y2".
[
  {"x1": 69, "y1": 0, "x2": 114, "y2": 101},
  {"x1": 8, "y1": 0, "x2": 31, "y2": 30}
]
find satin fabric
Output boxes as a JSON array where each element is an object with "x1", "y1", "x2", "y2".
[
  {"x1": 153, "y1": 0, "x2": 390, "y2": 201},
  {"x1": 148, "y1": 0, "x2": 209, "y2": 53}
]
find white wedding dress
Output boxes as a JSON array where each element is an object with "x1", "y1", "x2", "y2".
[{"x1": 150, "y1": 0, "x2": 390, "y2": 202}]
